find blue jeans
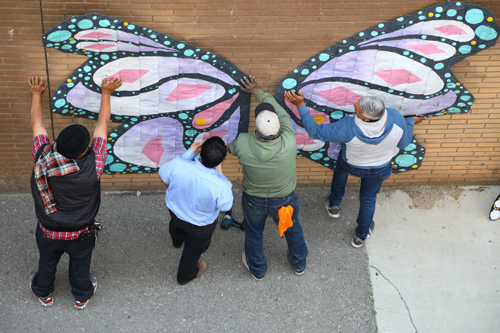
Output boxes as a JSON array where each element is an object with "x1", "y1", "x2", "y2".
[
  {"x1": 329, "y1": 153, "x2": 392, "y2": 239},
  {"x1": 242, "y1": 191, "x2": 308, "y2": 278}
]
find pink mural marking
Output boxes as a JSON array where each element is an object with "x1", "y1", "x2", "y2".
[
  {"x1": 201, "y1": 130, "x2": 228, "y2": 141},
  {"x1": 166, "y1": 83, "x2": 213, "y2": 101},
  {"x1": 375, "y1": 69, "x2": 422, "y2": 87},
  {"x1": 81, "y1": 31, "x2": 113, "y2": 39},
  {"x1": 295, "y1": 133, "x2": 317, "y2": 146},
  {"x1": 315, "y1": 86, "x2": 363, "y2": 106},
  {"x1": 285, "y1": 100, "x2": 330, "y2": 125},
  {"x1": 107, "y1": 69, "x2": 150, "y2": 83},
  {"x1": 193, "y1": 93, "x2": 239, "y2": 129},
  {"x1": 433, "y1": 24, "x2": 467, "y2": 36},
  {"x1": 85, "y1": 43, "x2": 116, "y2": 51},
  {"x1": 142, "y1": 134, "x2": 164, "y2": 166},
  {"x1": 407, "y1": 43, "x2": 445, "y2": 55}
]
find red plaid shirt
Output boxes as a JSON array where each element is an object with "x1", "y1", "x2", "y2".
[{"x1": 33, "y1": 135, "x2": 107, "y2": 240}]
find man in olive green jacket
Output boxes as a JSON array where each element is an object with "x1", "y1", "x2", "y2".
[{"x1": 230, "y1": 76, "x2": 308, "y2": 280}]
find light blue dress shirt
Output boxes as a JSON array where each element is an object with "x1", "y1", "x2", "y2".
[{"x1": 159, "y1": 148, "x2": 233, "y2": 226}]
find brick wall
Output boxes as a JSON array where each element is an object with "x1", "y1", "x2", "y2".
[{"x1": 1, "y1": 0, "x2": 499, "y2": 192}]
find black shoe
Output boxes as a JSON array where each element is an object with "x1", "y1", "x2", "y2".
[
  {"x1": 351, "y1": 222, "x2": 374, "y2": 248},
  {"x1": 325, "y1": 197, "x2": 340, "y2": 218}
]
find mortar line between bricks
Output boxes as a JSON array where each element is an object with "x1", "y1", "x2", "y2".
[{"x1": 369, "y1": 264, "x2": 418, "y2": 333}]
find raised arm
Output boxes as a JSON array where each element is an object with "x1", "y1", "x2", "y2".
[
  {"x1": 93, "y1": 78, "x2": 123, "y2": 139},
  {"x1": 397, "y1": 115, "x2": 427, "y2": 148},
  {"x1": 240, "y1": 75, "x2": 293, "y2": 132},
  {"x1": 28, "y1": 76, "x2": 48, "y2": 139}
]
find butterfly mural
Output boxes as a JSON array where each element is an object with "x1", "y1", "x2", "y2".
[
  {"x1": 43, "y1": 2, "x2": 499, "y2": 175},
  {"x1": 42, "y1": 14, "x2": 250, "y2": 174},
  {"x1": 275, "y1": 1, "x2": 500, "y2": 173}
]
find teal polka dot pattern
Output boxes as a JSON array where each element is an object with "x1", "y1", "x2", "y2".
[{"x1": 273, "y1": 2, "x2": 499, "y2": 174}]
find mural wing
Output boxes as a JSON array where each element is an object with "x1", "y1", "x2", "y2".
[
  {"x1": 43, "y1": 14, "x2": 250, "y2": 174},
  {"x1": 275, "y1": 1, "x2": 500, "y2": 173}
]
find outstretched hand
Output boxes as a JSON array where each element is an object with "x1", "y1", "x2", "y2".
[
  {"x1": 102, "y1": 77, "x2": 123, "y2": 95},
  {"x1": 412, "y1": 116, "x2": 427, "y2": 124},
  {"x1": 284, "y1": 90, "x2": 305, "y2": 107},
  {"x1": 190, "y1": 142, "x2": 202, "y2": 155},
  {"x1": 239, "y1": 75, "x2": 260, "y2": 94},
  {"x1": 28, "y1": 76, "x2": 47, "y2": 96}
]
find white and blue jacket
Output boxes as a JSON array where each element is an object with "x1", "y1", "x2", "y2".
[{"x1": 298, "y1": 105, "x2": 416, "y2": 168}]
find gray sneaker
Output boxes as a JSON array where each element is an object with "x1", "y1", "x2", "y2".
[
  {"x1": 351, "y1": 221, "x2": 375, "y2": 248},
  {"x1": 324, "y1": 197, "x2": 340, "y2": 218},
  {"x1": 242, "y1": 252, "x2": 263, "y2": 281}
]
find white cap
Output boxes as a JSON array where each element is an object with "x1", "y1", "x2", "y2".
[{"x1": 256, "y1": 110, "x2": 280, "y2": 137}]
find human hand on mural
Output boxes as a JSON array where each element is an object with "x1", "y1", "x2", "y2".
[
  {"x1": 411, "y1": 116, "x2": 427, "y2": 124},
  {"x1": 28, "y1": 76, "x2": 47, "y2": 96},
  {"x1": 239, "y1": 75, "x2": 260, "y2": 94},
  {"x1": 101, "y1": 77, "x2": 123, "y2": 95},
  {"x1": 284, "y1": 90, "x2": 305, "y2": 107},
  {"x1": 190, "y1": 142, "x2": 202, "y2": 155}
]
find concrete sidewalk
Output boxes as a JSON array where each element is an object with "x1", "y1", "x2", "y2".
[
  {"x1": 0, "y1": 185, "x2": 499, "y2": 332},
  {"x1": 370, "y1": 185, "x2": 500, "y2": 333}
]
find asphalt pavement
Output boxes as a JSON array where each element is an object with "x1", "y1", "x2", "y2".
[{"x1": 0, "y1": 185, "x2": 498, "y2": 332}]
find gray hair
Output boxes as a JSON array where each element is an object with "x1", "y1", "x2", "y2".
[
  {"x1": 256, "y1": 130, "x2": 281, "y2": 142},
  {"x1": 359, "y1": 96, "x2": 385, "y2": 120}
]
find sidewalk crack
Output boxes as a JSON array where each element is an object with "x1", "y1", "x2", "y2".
[{"x1": 369, "y1": 265, "x2": 418, "y2": 333}]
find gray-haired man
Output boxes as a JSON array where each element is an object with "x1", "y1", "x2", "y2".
[{"x1": 285, "y1": 92, "x2": 425, "y2": 248}]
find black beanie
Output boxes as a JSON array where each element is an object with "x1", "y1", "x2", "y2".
[{"x1": 56, "y1": 124, "x2": 91, "y2": 159}]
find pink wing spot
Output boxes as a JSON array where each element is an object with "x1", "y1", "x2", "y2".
[
  {"x1": 315, "y1": 86, "x2": 363, "y2": 106},
  {"x1": 85, "y1": 43, "x2": 116, "y2": 51},
  {"x1": 166, "y1": 84, "x2": 213, "y2": 101},
  {"x1": 295, "y1": 133, "x2": 317, "y2": 146},
  {"x1": 201, "y1": 131, "x2": 228, "y2": 141},
  {"x1": 285, "y1": 100, "x2": 330, "y2": 125},
  {"x1": 81, "y1": 32, "x2": 113, "y2": 39},
  {"x1": 142, "y1": 135, "x2": 165, "y2": 166},
  {"x1": 193, "y1": 93, "x2": 239, "y2": 129},
  {"x1": 433, "y1": 25, "x2": 467, "y2": 36},
  {"x1": 107, "y1": 69, "x2": 150, "y2": 83},
  {"x1": 375, "y1": 69, "x2": 422, "y2": 87},
  {"x1": 407, "y1": 43, "x2": 445, "y2": 55}
]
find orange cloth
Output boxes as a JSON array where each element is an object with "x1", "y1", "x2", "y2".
[{"x1": 278, "y1": 205, "x2": 294, "y2": 237}]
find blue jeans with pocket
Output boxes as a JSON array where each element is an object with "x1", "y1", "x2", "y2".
[
  {"x1": 329, "y1": 153, "x2": 392, "y2": 239},
  {"x1": 242, "y1": 191, "x2": 308, "y2": 279}
]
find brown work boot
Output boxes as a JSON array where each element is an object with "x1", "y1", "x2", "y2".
[{"x1": 196, "y1": 260, "x2": 207, "y2": 278}]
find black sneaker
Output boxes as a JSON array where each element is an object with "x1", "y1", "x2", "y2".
[
  {"x1": 351, "y1": 222, "x2": 375, "y2": 248},
  {"x1": 324, "y1": 197, "x2": 340, "y2": 218}
]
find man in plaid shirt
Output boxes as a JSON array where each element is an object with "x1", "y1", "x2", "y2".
[{"x1": 28, "y1": 76, "x2": 122, "y2": 309}]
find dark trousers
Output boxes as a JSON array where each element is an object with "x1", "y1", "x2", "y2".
[
  {"x1": 169, "y1": 210, "x2": 216, "y2": 284},
  {"x1": 31, "y1": 224, "x2": 95, "y2": 302}
]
